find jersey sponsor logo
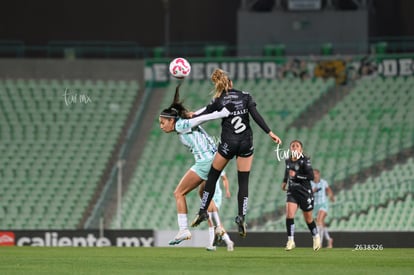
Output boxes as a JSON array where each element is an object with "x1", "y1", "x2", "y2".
[
  {"x1": 223, "y1": 94, "x2": 239, "y2": 100},
  {"x1": 220, "y1": 142, "x2": 230, "y2": 155}
]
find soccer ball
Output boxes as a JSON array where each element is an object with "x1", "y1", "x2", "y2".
[{"x1": 169, "y1": 57, "x2": 191, "y2": 79}]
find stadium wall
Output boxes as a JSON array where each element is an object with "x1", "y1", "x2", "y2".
[
  {"x1": 1, "y1": 230, "x2": 413, "y2": 248},
  {"x1": 1, "y1": 1, "x2": 414, "y2": 50},
  {"x1": 0, "y1": 230, "x2": 153, "y2": 247},
  {"x1": 237, "y1": 10, "x2": 368, "y2": 55},
  {"x1": 0, "y1": 58, "x2": 144, "y2": 81},
  {"x1": 0, "y1": 0, "x2": 238, "y2": 47}
]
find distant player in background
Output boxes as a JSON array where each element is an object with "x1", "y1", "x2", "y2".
[
  {"x1": 191, "y1": 68, "x2": 282, "y2": 238},
  {"x1": 311, "y1": 169, "x2": 335, "y2": 248},
  {"x1": 159, "y1": 84, "x2": 231, "y2": 246},
  {"x1": 201, "y1": 171, "x2": 234, "y2": 251},
  {"x1": 281, "y1": 140, "x2": 320, "y2": 251}
]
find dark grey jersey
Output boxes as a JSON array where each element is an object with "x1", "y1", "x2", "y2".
[{"x1": 201, "y1": 89, "x2": 270, "y2": 141}]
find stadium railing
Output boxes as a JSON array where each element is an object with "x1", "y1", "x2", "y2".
[{"x1": 2, "y1": 37, "x2": 414, "y2": 58}]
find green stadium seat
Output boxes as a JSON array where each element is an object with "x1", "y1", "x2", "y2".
[{"x1": 0, "y1": 78, "x2": 140, "y2": 229}]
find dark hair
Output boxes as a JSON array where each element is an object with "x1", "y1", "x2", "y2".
[
  {"x1": 290, "y1": 139, "x2": 303, "y2": 148},
  {"x1": 289, "y1": 139, "x2": 310, "y2": 159},
  {"x1": 160, "y1": 83, "x2": 190, "y2": 119}
]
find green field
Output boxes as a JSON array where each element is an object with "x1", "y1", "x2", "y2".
[{"x1": 1, "y1": 247, "x2": 413, "y2": 275}]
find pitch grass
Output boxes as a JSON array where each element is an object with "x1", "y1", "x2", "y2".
[{"x1": 1, "y1": 247, "x2": 413, "y2": 275}]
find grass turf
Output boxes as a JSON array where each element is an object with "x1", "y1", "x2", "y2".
[{"x1": 0, "y1": 247, "x2": 413, "y2": 275}]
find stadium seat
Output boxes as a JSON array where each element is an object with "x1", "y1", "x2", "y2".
[{"x1": 0, "y1": 78, "x2": 139, "y2": 229}]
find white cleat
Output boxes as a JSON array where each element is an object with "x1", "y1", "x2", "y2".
[
  {"x1": 227, "y1": 241, "x2": 234, "y2": 252},
  {"x1": 206, "y1": 246, "x2": 217, "y2": 251},
  {"x1": 285, "y1": 240, "x2": 296, "y2": 251},
  {"x1": 213, "y1": 226, "x2": 226, "y2": 246},
  {"x1": 215, "y1": 226, "x2": 226, "y2": 236},
  {"x1": 313, "y1": 235, "x2": 321, "y2": 251},
  {"x1": 168, "y1": 229, "x2": 191, "y2": 245}
]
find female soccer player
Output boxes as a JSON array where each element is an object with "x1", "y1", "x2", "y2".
[
  {"x1": 281, "y1": 140, "x2": 320, "y2": 251},
  {"x1": 159, "y1": 84, "x2": 231, "y2": 245},
  {"x1": 191, "y1": 68, "x2": 282, "y2": 238},
  {"x1": 311, "y1": 169, "x2": 335, "y2": 248}
]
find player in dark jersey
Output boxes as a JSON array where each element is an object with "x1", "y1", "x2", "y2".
[
  {"x1": 281, "y1": 140, "x2": 320, "y2": 251},
  {"x1": 190, "y1": 68, "x2": 282, "y2": 237}
]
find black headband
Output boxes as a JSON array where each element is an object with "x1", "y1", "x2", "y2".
[{"x1": 160, "y1": 108, "x2": 178, "y2": 118}]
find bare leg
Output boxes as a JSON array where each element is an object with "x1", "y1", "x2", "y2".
[
  {"x1": 316, "y1": 210, "x2": 327, "y2": 246},
  {"x1": 169, "y1": 169, "x2": 203, "y2": 245},
  {"x1": 175, "y1": 169, "x2": 203, "y2": 214}
]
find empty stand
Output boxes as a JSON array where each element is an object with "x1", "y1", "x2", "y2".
[{"x1": 0, "y1": 78, "x2": 139, "y2": 229}]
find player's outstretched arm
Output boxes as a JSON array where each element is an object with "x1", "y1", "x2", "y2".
[
  {"x1": 188, "y1": 107, "x2": 230, "y2": 128},
  {"x1": 249, "y1": 105, "x2": 282, "y2": 144}
]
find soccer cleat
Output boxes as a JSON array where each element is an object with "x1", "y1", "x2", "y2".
[
  {"x1": 285, "y1": 239, "x2": 296, "y2": 251},
  {"x1": 235, "y1": 215, "x2": 247, "y2": 238},
  {"x1": 206, "y1": 246, "x2": 216, "y2": 251},
  {"x1": 227, "y1": 240, "x2": 234, "y2": 252},
  {"x1": 213, "y1": 226, "x2": 225, "y2": 246},
  {"x1": 168, "y1": 229, "x2": 191, "y2": 245},
  {"x1": 313, "y1": 235, "x2": 321, "y2": 251},
  {"x1": 190, "y1": 211, "x2": 209, "y2": 227}
]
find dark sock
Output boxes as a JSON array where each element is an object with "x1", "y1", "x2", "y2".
[
  {"x1": 199, "y1": 166, "x2": 222, "y2": 212},
  {"x1": 307, "y1": 220, "x2": 318, "y2": 237},
  {"x1": 237, "y1": 171, "x2": 250, "y2": 217},
  {"x1": 286, "y1": 218, "x2": 295, "y2": 237}
]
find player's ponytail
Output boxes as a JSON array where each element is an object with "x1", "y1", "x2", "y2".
[
  {"x1": 211, "y1": 69, "x2": 231, "y2": 98},
  {"x1": 160, "y1": 83, "x2": 190, "y2": 119}
]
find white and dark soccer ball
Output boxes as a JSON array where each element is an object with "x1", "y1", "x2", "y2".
[{"x1": 169, "y1": 57, "x2": 191, "y2": 79}]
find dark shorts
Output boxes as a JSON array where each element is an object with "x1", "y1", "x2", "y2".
[
  {"x1": 286, "y1": 184, "x2": 314, "y2": 212},
  {"x1": 217, "y1": 137, "x2": 254, "y2": 160}
]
